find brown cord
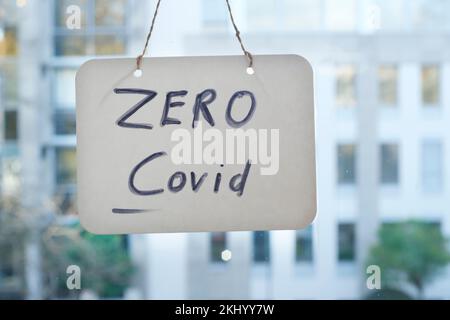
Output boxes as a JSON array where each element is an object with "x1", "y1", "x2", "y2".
[
  {"x1": 136, "y1": 0, "x2": 253, "y2": 70},
  {"x1": 136, "y1": 0, "x2": 162, "y2": 70},
  {"x1": 225, "y1": 0, "x2": 253, "y2": 68}
]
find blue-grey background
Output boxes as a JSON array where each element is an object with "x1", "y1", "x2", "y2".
[{"x1": 0, "y1": 0, "x2": 450, "y2": 300}]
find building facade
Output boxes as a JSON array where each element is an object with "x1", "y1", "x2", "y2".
[{"x1": 1, "y1": 0, "x2": 450, "y2": 299}]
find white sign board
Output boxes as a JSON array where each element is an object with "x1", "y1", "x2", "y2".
[{"x1": 76, "y1": 55, "x2": 316, "y2": 234}]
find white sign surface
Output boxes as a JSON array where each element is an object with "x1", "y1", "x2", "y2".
[{"x1": 76, "y1": 55, "x2": 316, "y2": 234}]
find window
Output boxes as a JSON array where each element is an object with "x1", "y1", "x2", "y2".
[
  {"x1": 247, "y1": 0, "x2": 322, "y2": 31},
  {"x1": 0, "y1": 26, "x2": 17, "y2": 57},
  {"x1": 247, "y1": 0, "x2": 277, "y2": 29},
  {"x1": 335, "y1": 65, "x2": 356, "y2": 107},
  {"x1": 380, "y1": 143, "x2": 399, "y2": 184},
  {"x1": 295, "y1": 226, "x2": 313, "y2": 263},
  {"x1": 54, "y1": 69, "x2": 77, "y2": 108},
  {"x1": 0, "y1": 1, "x2": 18, "y2": 57},
  {"x1": 210, "y1": 232, "x2": 227, "y2": 263},
  {"x1": 54, "y1": 190, "x2": 77, "y2": 215},
  {"x1": 325, "y1": 0, "x2": 357, "y2": 31},
  {"x1": 54, "y1": 0, "x2": 128, "y2": 56},
  {"x1": 53, "y1": 69, "x2": 77, "y2": 135},
  {"x1": 202, "y1": 0, "x2": 228, "y2": 29},
  {"x1": 55, "y1": 148, "x2": 77, "y2": 185},
  {"x1": 422, "y1": 140, "x2": 443, "y2": 193},
  {"x1": 337, "y1": 144, "x2": 356, "y2": 185},
  {"x1": 95, "y1": 0, "x2": 127, "y2": 27},
  {"x1": 54, "y1": 110, "x2": 76, "y2": 135},
  {"x1": 253, "y1": 231, "x2": 270, "y2": 263},
  {"x1": 0, "y1": 63, "x2": 18, "y2": 106},
  {"x1": 422, "y1": 65, "x2": 440, "y2": 106},
  {"x1": 3, "y1": 110, "x2": 18, "y2": 141},
  {"x1": 338, "y1": 223, "x2": 355, "y2": 262},
  {"x1": 378, "y1": 65, "x2": 397, "y2": 106},
  {"x1": 285, "y1": 0, "x2": 322, "y2": 30},
  {"x1": 0, "y1": 145, "x2": 20, "y2": 194}
]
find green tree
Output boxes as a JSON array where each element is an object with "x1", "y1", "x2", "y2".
[
  {"x1": 367, "y1": 220, "x2": 450, "y2": 299},
  {"x1": 42, "y1": 222, "x2": 134, "y2": 299},
  {"x1": 0, "y1": 197, "x2": 27, "y2": 298}
]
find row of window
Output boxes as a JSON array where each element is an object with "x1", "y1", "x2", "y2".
[
  {"x1": 42, "y1": 62, "x2": 445, "y2": 139},
  {"x1": 212, "y1": 221, "x2": 442, "y2": 266},
  {"x1": 54, "y1": 0, "x2": 128, "y2": 56},
  {"x1": 1, "y1": 0, "x2": 129, "y2": 57},
  {"x1": 52, "y1": 139, "x2": 444, "y2": 194},
  {"x1": 205, "y1": 0, "x2": 450, "y2": 32},
  {"x1": 336, "y1": 65, "x2": 440, "y2": 107},
  {"x1": 338, "y1": 141, "x2": 444, "y2": 193},
  {"x1": 210, "y1": 224, "x2": 356, "y2": 265},
  {"x1": 43, "y1": 66, "x2": 446, "y2": 139},
  {"x1": 1, "y1": 0, "x2": 20, "y2": 199}
]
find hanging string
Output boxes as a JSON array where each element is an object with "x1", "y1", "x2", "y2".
[
  {"x1": 136, "y1": 0, "x2": 162, "y2": 70},
  {"x1": 136, "y1": 0, "x2": 253, "y2": 71},
  {"x1": 225, "y1": 0, "x2": 253, "y2": 69}
]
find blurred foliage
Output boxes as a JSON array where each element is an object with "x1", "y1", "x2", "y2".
[
  {"x1": 0, "y1": 197, "x2": 27, "y2": 298},
  {"x1": 365, "y1": 288, "x2": 412, "y2": 300},
  {"x1": 1, "y1": 195, "x2": 134, "y2": 299},
  {"x1": 368, "y1": 220, "x2": 450, "y2": 298},
  {"x1": 42, "y1": 222, "x2": 134, "y2": 299}
]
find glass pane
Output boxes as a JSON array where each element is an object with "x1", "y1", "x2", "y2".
[
  {"x1": 336, "y1": 65, "x2": 356, "y2": 107},
  {"x1": 4, "y1": 0, "x2": 450, "y2": 302},
  {"x1": 378, "y1": 65, "x2": 397, "y2": 105},
  {"x1": 253, "y1": 231, "x2": 270, "y2": 263},
  {"x1": 338, "y1": 223, "x2": 355, "y2": 262},
  {"x1": 54, "y1": 0, "x2": 87, "y2": 28},
  {"x1": 247, "y1": 0, "x2": 277, "y2": 29},
  {"x1": 0, "y1": 26, "x2": 17, "y2": 56},
  {"x1": 54, "y1": 69, "x2": 77, "y2": 108},
  {"x1": 4, "y1": 110, "x2": 18, "y2": 141},
  {"x1": 337, "y1": 144, "x2": 356, "y2": 184},
  {"x1": 54, "y1": 110, "x2": 76, "y2": 135},
  {"x1": 325, "y1": 0, "x2": 356, "y2": 31},
  {"x1": 95, "y1": 34, "x2": 125, "y2": 55},
  {"x1": 55, "y1": 148, "x2": 77, "y2": 185},
  {"x1": 422, "y1": 65, "x2": 440, "y2": 105},
  {"x1": 380, "y1": 144, "x2": 399, "y2": 184},
  {"x1": 285, "y1": 0, "x2": 321, "y2": 30},
  {"x1": 0, "y1": 145, "x2": 20, "y2": 195},
  {"x1": 374, "y1": 0, "x2": 405, "y2": 31},
  {"x1": 54, "y1": 190, "x2": 77, "y2": 215},
  {"x1": 95, "y1": 0, "x2": 127, "y2": 27},
  {"x1": 412, "y1": 0, "x2": 450, "y2": 30},
  {"x1": 55, "y1": 35, "x2": 88, "y2": 56},
  {"x1": 201, "y1": 0, "x2": 228, "y2": 29},
  {"x1": 210, "y1": 232, "x2": 227, "y2": 263},
  {"x1": 296, "y1": 226, "x2": 313, "y2": 262},
  {"x1": 0, "y1": 63, "x2": 18, "y2": 105},
  {"x1": 422, "y1": 140, "x2": 442, "y2": 193}
]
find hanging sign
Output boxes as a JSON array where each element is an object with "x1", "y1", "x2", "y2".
[{"x1": 76, "y1": 55, "x2": 316, "y2": 234}]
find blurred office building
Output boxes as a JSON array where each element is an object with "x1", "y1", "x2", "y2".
[{"x1": 1, "y1": 0, "x2": 450, "y2": 299}]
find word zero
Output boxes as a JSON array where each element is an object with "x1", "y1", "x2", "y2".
[{"x1": 113, "y1": 88, "x2": 256, "y2": 129}]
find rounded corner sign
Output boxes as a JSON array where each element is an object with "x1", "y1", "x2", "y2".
[{"x1": 75, "y1": 55, "x2": 316, "y2": 234}]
